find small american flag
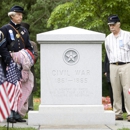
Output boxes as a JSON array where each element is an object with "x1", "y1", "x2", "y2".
[
  {"x1": 6, "y1": 60, "x2": 22, "y2": 112},
  {"x1": 0, "y1": 61, "x2": 10, "y2": 122}
]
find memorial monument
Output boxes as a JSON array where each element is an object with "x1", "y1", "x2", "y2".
[{"x1": 28, "y1": 26, "x2": 115, "y2": 126}]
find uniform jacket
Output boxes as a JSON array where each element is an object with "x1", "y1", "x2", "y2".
[
  {"x1": 0, "y1": 20, "x2": 33, "y2": 67},
  {"x1": 0, "y1": 20, "x2": 34, "y2": 116}
]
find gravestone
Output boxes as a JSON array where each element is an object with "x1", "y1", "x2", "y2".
[{"x1": 28, "y1": 26, "x2": 115, "y2": 126}]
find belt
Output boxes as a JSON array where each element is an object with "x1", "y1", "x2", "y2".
[{"x1": 111, "y1": 62, "x2": 130, "y2": 65}]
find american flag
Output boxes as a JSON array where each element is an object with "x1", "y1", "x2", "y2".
[
  {"x1": 0, "y1": 61, "x2": 10, "y2": 122},
  {"x1": 6, "y1": 60, "x2": 22, "y2": 112}
]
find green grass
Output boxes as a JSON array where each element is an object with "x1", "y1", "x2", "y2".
[
  {"x1": 117, "y1": 113, "x2": 130, "y2": 130},
  {"x1": 0, "y1": 99, "x2": 40, "y2": 130},
  {"x1": 117, "y1": 113, "x2": 129, "y2": 130},
  {"x1": 118, "y1": 128, "x2": 130, "y2": 130},
  {"x1": 33, "y1": 102, "x2": 39, "y2": 110},
  {"x1": 0, "y1": 101, "x2": 130, "y2": 130},
  {"x1": 123, "y1": 113, "x2": 127, "y2": 119},
  {"x1": 24, "y1": 101, "x2": 40, "y2": 119},
  {"x1": 0, "y1": 126, "x2": 37, "y2": 130}
]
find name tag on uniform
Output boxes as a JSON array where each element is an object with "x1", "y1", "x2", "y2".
[
  {"x1": 119, "y1": 40, "x2": 124, "y2": 47},
  {"x1": 9, "y1": 30, "x2": 15, "y2": 40}
]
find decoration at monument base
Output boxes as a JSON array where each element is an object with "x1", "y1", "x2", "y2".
[{"x1": 102, "y1": 96, "x2": 112, "y2": 110}]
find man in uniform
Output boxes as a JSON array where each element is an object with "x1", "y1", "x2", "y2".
[{"x1": 0, "y1": 5, "x2": 34, "y2": 123}]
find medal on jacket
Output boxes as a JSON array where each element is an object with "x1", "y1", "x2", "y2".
[
  {"x1": 16, "y1": 34, "x2": 20, "y2": 38},
  {"x1": 9, "y1": 30, "x2": 15, "y2": 40},
  {"x1": 21, "y1": 31, "x2": 24, "y2": 35}
]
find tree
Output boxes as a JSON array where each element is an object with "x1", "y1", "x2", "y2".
[
  {"x1": 25, "y1": 0, "x2": 72, "y2": 97},
  {"x1": 47, "y1": 0, "x2": 130, "y2": 34},
  {"x1": 0, "y1": 0, "x2": 72, "y2": 97},
  {"x1": 1, "y1": 0, "x2": 129, "y2": 97},
  {"x1": 47, "y1": 0, "x2": 130, "y2": 64},
  {"x1": 47, "y1": 0, "x2": 130, "y2": 96}
]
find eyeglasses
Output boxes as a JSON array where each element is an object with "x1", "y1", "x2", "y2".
[{"x1": 108, "y1": 24, "x2": 116, "y2": 26}]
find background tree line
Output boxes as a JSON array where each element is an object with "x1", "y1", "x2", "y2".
[{"x1": 1, "y1": 0, "x2": 130, "y2": 97}]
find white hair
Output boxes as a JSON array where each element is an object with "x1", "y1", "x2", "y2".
[
  {"x1": 116, "y1": 22, "x2": 120, "y2": 25},
  {"x1": 8, "y1": 11, "x2": 16, "y2": 17}
]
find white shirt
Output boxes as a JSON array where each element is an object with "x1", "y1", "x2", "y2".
[{"x1": 105, "y1": 29, "x2": 130, "y2": 63}]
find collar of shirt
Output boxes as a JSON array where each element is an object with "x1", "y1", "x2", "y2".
[
  {"x1": 112, "y1": 29, "x2": 121, "y2": 38},
  {"x1": 10, "y1": 20, "x2": 21, "y2": 30}
]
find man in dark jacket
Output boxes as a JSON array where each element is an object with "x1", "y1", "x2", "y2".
[{"x1": 0, "y1": 5, "x2": 34, "y2": 123}]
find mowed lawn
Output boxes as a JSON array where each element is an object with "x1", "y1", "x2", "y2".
[
  {"x1": 0, "y1": 98, "x2": 40, "y2": 130},
  {"x1": 0, "y1": 98, "x2": 129, "y2": 130}
]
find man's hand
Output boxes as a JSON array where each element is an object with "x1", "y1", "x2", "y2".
[
  {"x1": 104, "y1": 72, "x2": 107, "y2": 77},
  {"x1": 6, "y1": 66, "x2": 9, "y2": 71}
]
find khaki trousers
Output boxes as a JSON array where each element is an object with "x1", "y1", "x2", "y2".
[{"x1": 110, "y1": 63, "x2": 130, "y2": 116}]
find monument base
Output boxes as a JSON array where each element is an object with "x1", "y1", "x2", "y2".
[{"x1": 28, "y1": 105, "x2": 115, "y2": 125}]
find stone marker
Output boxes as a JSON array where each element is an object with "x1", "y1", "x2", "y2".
[{"x1": 28, "y1": 26, "x2": 115, "y2": 126}]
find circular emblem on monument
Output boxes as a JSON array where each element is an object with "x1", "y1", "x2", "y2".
[{"x1": 63, "y1": 48, "x2": 79, "y2": 65}]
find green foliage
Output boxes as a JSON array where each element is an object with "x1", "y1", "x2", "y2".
[
  {"x1": 47, "y1": 2, "x2": 74, "y2": 29},
  {"x1": 26, "y1": 0, "x2": 72, "y2": 97},
  {"x1": 33, "y1": 57, "x2": 40, "y2": 97},
  {"x1": 47, "y1": 0, "x2": 130, "y2": 96},
  {"x1": 0, "y1": 0, "x2": 72, "y2": 98},
  {"x1": 118, "y1": 128, "x2": 130, "y2": 130},
  {"x1": 47, "y1": 0, "x2": 130, "y2": 34},
  {"x1": 1, "y1": 0, "x2": 130, "y2": 97}
]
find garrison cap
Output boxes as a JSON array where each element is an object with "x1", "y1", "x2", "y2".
[
  {"x1": 21, "y1": 22, "x2": 30, "y2": 34},
  {"x1": 9, "y1": 5, "x2": 24, "y2": 13},
  {"x1": 108, "y1": 15, "x2": 120, "y2": 25},
  {"x1": 21, "y1": 22, "x2": 30, "y2": 31}
]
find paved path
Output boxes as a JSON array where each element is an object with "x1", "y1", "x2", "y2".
[{"x1": 1, "y1": 119, "x2": 130, "y2": 130}]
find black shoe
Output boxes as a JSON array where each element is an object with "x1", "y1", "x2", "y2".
[
  {"x1": 122, "y1": 108, "x2": 126, "y2": 113},
  {"x1": 7, "y1": 118, "x2": 17, "y2": 123},
  {"x1": 15, "y1": 118, "x2": 26, "y2": 122},
  {"x1": 28, "y1": 108, "x2": 33, "y2": 111},
  {"x1": 115, "y1": 116, "x2": 123, "y2": 120}
]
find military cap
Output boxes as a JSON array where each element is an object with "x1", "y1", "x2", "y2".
[
  {"x1": 108, "y1": 15, "x2": 120, "y2": 25},
  {"x1": 21, "y1": 22, "x2": 30, "y2": 34},
  {"x1": 9, "y1": 5, "x2": 24, "y2": 13},
  {"x1": 21, "y1": 22, "x2": 30, "y2": 31}
]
